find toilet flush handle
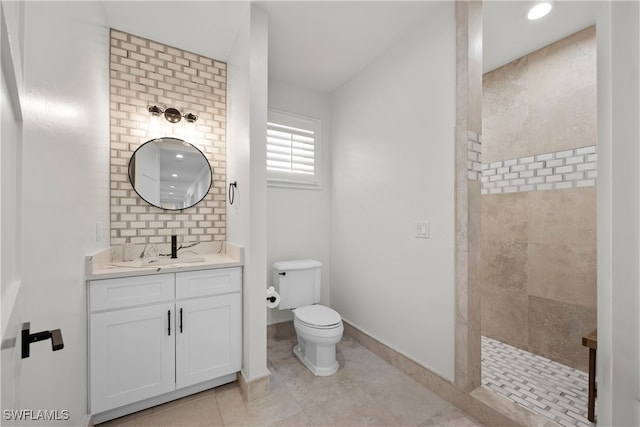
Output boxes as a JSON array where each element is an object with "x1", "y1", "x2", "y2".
[{"x1": 278, "y1": 272, "x2": 286, "y2": 276}]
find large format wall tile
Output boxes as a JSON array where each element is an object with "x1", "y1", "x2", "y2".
[
  {"x1": 527, "y1": 84, "x2": 596, "y2": 155},
  {"x1": 482, "y1": 58, "x2": 529, "y2": 164},
  {"x1": 483, "y1": 26, "x2": 596, "y2": 162},
  {"x1": 528, "y1": 296, "x2": 596, "y2": 371},
  {"x1": 481, "y1": 193, "x2": 528, "y2": 243},
  {"x1": 526, "y1": 26, "x2": 596, "y2": 105},
  {"x1": 528, "y1": 242, "x2": 596, "y2": 309},
  {"x1": 481, "y1": 288, "x2": 529, "y2": 350},
  {"x1": 528, "y1": 187, "x2": 596, "y2": 247},
  {"x1": 481, "y1": 26, "x2": 596, "y2": 371},
  {"x1": 481, "y1": 241, "x2": 528, "y2": 293}
]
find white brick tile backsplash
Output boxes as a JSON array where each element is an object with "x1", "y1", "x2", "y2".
[
  {"x1": 481, "y1": 146, "x2": 597, "y2": 194},
  {"x1": 528, "y1": 161, "x2": 544, "y2": 170},
  {"x1": 110, "y1": 29, "x2": 226, "y2": 244},
  {"x1": 577, "y1": 179, "x2": 596, "y2": 187},
  {"x1": 536, "y1": 153, "x2": 555, "y2": 161},
  {"x1": 519, "y1": 156, "x2": 535, "y2": 164},
  {"x1": 556, "y1": 149, "x2": 574, "y2": 158},
  {"x1": 565, "y1": 155, "x2": 584, "y2": 165},
  {"x1": 504, "y1": 172, "x2": 518, "y2": 180},
  {"x1": 576, "y1": 146, "x2": 596, "y2": 155},
  {"x1": 576, "y1": 162, "x2": 596, "y2": 171},
  {"x1": 555, "y1": 165, "x2": 574, "y2": 174},
  {"x1": 528, "y1": 177, "x2": 544, "y2": 185}
]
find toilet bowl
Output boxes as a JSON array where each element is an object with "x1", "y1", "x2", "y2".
[
  {"x1": 272, "y1": 259, "x2": 343, "y2": 376},
  {"x1": 292, "y1": 304, "x2": 343, "y2": 376}
]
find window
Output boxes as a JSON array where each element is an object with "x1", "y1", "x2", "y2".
[{"x1": 267, "y1": 109, "x2": 320, "y2": 188}]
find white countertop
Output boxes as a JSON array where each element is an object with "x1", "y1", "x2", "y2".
[{"x1": 86, "y1": 242, "x2": 243, "y2": 281}]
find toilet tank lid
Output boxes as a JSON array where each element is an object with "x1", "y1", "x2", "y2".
[{"x1": 273, "y1": 259, "x2": 322, "y2": 271}]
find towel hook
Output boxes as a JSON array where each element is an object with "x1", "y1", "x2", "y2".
[{"x1": 228, "y1": 181, "x2": 237, "y2": 205}]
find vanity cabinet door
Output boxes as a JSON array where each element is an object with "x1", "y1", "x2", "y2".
[
  {"x1": 175, "y1": 293, "x2": 242, "y2": 389},
  {"x1": 90, "y1": 303, "x2": 176, "y2": 413}
]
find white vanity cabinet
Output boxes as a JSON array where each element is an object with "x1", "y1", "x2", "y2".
[{"x1": 88, "y1": 267, "x2": 241, "y2": 419}]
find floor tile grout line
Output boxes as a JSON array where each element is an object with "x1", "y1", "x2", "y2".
[{"x1": 481, "y1": 336, "x2": 594, "y2": 427}]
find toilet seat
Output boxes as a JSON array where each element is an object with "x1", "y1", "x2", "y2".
[{"x1": 294, "y1": 305, "x2": 342, "y2": 329}]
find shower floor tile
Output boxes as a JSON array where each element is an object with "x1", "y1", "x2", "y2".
[{"x1": 481, "y1": 336, "x2": 595, "y2": 427}]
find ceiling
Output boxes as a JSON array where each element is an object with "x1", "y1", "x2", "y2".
[
  {"x1": 102, "y1": 1, "x2": 597, "y2": 94},
  {"x1": 483, "y1": 1, "x2": 597, "y2": 73}
]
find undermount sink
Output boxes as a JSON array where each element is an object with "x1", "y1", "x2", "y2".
[
  {"x1": 110, "y1": 256, "x2": 206, "y2": 268},
  {"x1": 139, "y1": 256, "x2": 206, "y2": 266}
]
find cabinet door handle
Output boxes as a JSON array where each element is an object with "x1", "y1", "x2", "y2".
[
  {"x1": 179, "y1": 308, "x2": 183, "y2": 333},
  {"x1": 167, "y1": 310, "x2": 171, "y2": 336}
]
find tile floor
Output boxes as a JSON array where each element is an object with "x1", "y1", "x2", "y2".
[
  {"x1": 97, "y1": 335, "x2": 482, "y2": 426},
  {"x1": 481, "y1": 336, "x2": 595, "y2": 427}
]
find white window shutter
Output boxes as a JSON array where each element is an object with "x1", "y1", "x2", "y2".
[{"x1": 267, "y1": 110, "x2": 320, "y2": 188}]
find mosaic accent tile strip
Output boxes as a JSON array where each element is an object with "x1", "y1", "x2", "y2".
[
  {"x1": 481, "y1": 146, "x2": 597, "y2": 195},
  {"x1": 482, "y1": 336, "x2": 595, "y2": 427},
  {"x1": 467, "y1": 131, "x2": 482, "y2": 180}
]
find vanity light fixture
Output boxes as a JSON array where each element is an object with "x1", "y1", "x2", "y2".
[
  {"x1": 527, "y1": 2, "x2": 552, "y2": 20},
  {"x1": 147, "y1": 105, "x2": 199, "y2": 124}
]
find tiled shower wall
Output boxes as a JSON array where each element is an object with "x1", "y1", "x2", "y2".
[
  {"x1": 109, "y1": 29, "x2": 227, "y2": 245},
  {"x1": 481, "y1": 26, "x2": 596, "y2": 371}
]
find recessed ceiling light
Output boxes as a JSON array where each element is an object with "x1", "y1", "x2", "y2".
[
  {"x1": 176, "y1": 154, "x2": 184, "y2": 159},
  {"x1": 172, "y1": 173, "x2": 178, "y2": 177},
  {"x1": 527, "y1": 2, "x2": 552, "y2": 20}
]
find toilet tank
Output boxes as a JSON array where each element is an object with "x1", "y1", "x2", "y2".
[{"x1": 273, "y1": 259, "x2": 322, "y2": 310}]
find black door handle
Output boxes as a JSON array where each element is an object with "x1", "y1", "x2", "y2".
[
  {"x1": 21, "y1": 322, "x2": 64, "y2": 359},
  {"x1": 179, "y1": 308, "x2": 183, "y2": 333},
  {"x1": 167, "y1": 310, "x2": 171, "y2": 336}
]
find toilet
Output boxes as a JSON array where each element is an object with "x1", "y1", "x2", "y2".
[{"x1": 273, "y1": 259, "x2": 343, "y2": 376}]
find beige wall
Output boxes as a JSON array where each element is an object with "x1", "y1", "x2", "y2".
[
  {"x1": 481, "y1": 26, "x2": 596, "y2": 371},
  {"x1": 109, "y1": 29, "x2": 227, "y2": 245}
]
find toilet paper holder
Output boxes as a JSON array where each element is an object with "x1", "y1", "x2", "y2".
[{"x1": 266, "y1": 286, "x2": 280, "y2": 308}]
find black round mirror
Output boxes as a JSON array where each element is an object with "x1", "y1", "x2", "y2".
[{"x1": 128, "y1": 137, "x2": 212, "y2": 210}]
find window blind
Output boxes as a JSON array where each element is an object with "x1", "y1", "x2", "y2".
[{"x1": 267, "y1": 110, "x2": 319, "y2": 186}]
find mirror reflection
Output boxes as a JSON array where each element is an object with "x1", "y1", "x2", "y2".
[{"x1": 129, "y1": 137, "x2": 212, "y2": 210}]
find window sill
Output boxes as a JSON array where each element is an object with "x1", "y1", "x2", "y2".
[{"x1": 267, "y1": 179, "x2": 321, "y2": 190}]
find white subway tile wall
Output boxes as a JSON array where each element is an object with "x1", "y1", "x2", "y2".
[
  {"x1": 481, "y1": 146, "x2": 597, "y2": 195},
  {"x1": 110, "y1": 29, "x2": 226, "y2": 245},
  {"x1": 467, "y1": 131, "x2": 482, "y2": 180}
]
